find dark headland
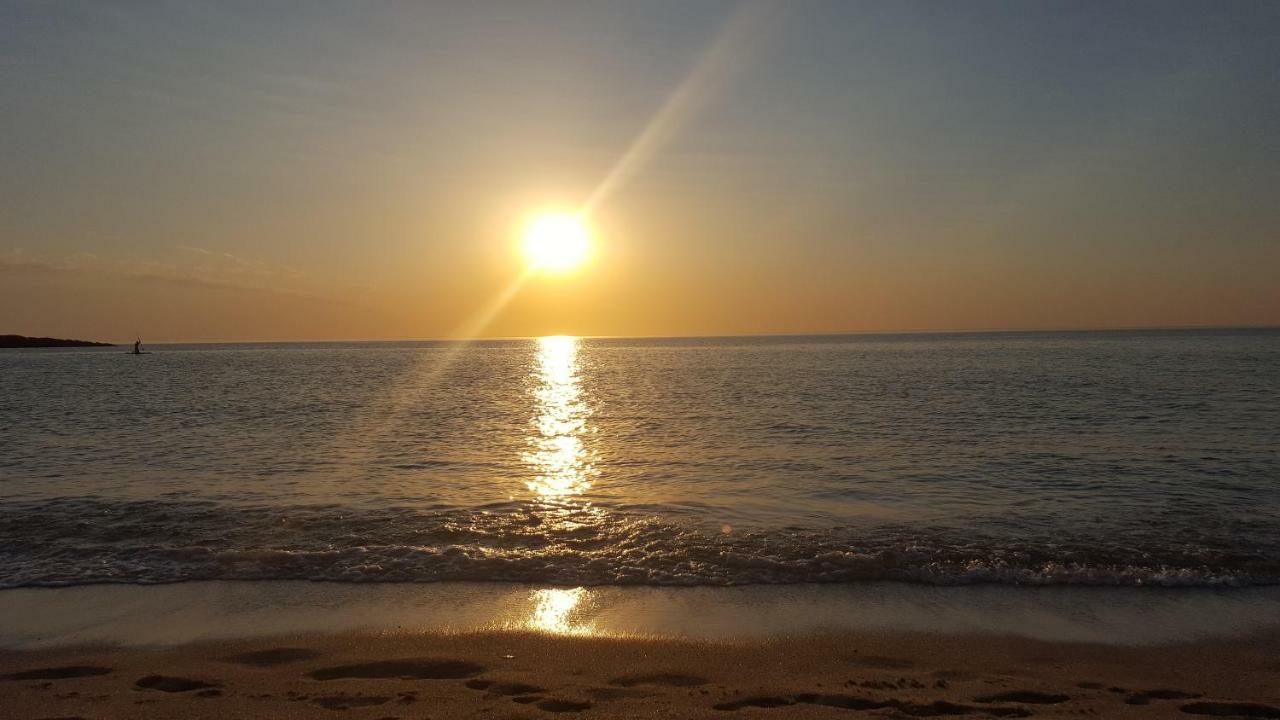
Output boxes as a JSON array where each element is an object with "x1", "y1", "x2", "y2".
[{"x1": 0, "y1": 334, "x2": 114, "y2": 348}]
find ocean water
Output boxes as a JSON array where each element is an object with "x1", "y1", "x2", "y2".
[{"x1": 1, "y1": 329, "x2": 1278, "y2": 589}]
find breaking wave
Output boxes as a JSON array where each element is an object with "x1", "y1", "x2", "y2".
[{"x1": 2, "y1": 498, "x2": 1276, "y2": 589}]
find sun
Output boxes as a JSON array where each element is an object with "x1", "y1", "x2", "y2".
[{"x1": 523, "y1": 212, "x2": 591, "y2": 273}]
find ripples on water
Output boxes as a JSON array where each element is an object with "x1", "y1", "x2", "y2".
[{"x1": 1, "y1": 329, "x2": 1278, "y2": 588}]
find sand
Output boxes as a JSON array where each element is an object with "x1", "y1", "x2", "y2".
[{"x1": 3, "y1": 629, "x2": 1279, "y2": 719}]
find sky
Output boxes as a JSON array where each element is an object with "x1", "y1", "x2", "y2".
[{"x1": 2, "y1": 0, "x2": 1278, "y2": 342}]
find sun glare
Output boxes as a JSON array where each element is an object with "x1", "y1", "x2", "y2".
[{"x1": 523, "y1": 212, "x2": 591, "y2": 273}]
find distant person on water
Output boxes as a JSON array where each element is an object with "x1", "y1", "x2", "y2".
[{"x1": 133, "y1": 338, "x2": 142, "y2": 355}]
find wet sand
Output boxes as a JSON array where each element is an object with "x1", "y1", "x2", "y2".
[
  {"x1": 3, "y1": 629, "x2": 1279, "y2": 719},
  {"x1": 7, "y1": 582, "x2": 1280, "y2": 649}
]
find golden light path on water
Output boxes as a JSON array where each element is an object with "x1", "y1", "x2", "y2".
[
  {"x1": 514, "y1": 336, "x2": 599, "y2": 634},
  {"x1": 524, "y1": 336, "x2": 595, "y2": 499}
]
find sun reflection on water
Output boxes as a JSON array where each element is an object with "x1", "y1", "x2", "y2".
[
  {"x1": 524, "y1": 336, "x2": 595, "y2": 499},
  {"x1": 512, "y1": 339, "x2": 599, "y2": 634}
]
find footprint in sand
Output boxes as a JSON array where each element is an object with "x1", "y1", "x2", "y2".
[
  {"x1": 1180, "y1": 702, "x2": 1280, "y2": 718},
  {"x1": 466, "y1": 678, "x2": 547, "y2": 696},
  {"x1": 224, "y1": 648, "x2": 322, "y2": 667},
  {"x1": 586, "y1": 686, "x2": 656, "y2": 700},
  {"x1": 1126, "y1": 690, "x2": 1203, "y2": 705},
  {"x1": 310, "y1": 693, "x2": 392, "y2": 710},
  {"x1": 975, "y1": 691, "x2": 1071, "y2": 704},
  {"x1": 848, "y1": 656, "x2": 915, "y2": 670},
  {"x1": 933, "y1": 670, "x2": 980, "y2": 681},
  {"x1": 308, "y1": 659, "x2": 484, "y2": 680},
  {"x1": 714, "y1": 693, "x2": 1034, "y2": 716},
  {"x1": 536, "y1": 698, "x2": 593, "y2": 712},
  {"x1": 609, "y1": 672, "x2": 708, "y2": 687},
  {"x1": 857, "y1": 679, "x2": 928, "y2": 690},
  {"x1": 135, "y1": 675, "x2": 220, "y2": 693},
  {"x1": 715, "y1": 696, "x2": 796, "y2": 710},
  {"x1": 1, "y1": 667, "x2": 112, "y2": 681}
]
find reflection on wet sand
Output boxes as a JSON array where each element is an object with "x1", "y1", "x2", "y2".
[
  {"x1": 524, "y1": 587, "x2": 595, "y2": 635},
  {"x1": 7, "y1": 581, "x2": 1280, "y2": 647}
]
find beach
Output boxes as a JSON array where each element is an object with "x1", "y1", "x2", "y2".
[
  {"x1": 5, "y1": 626, "x2": 1280, "y2": 719},
  {"x1": 3, "y1": 582, "x2": 1280, "y2": 718}
]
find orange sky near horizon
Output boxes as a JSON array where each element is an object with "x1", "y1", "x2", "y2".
[{"x1": 3, "y1": 2, "x2": 1279, "y2": 342}]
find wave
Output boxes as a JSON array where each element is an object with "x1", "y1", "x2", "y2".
[{"x1": 1, "y1": 499, "x2": 1277, "y2": 589}]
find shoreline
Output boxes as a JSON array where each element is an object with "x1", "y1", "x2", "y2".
[
  {"x1": 4, "y1": 581, "x2": 1280, "y2": 650},
  {"x1": 4, "y1": 582, "x2": 1279, "y2": 717}
]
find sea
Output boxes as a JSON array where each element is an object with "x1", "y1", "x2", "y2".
[{"x1": 2, "y1": 328, "x2": 1278, "y2": 592}]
